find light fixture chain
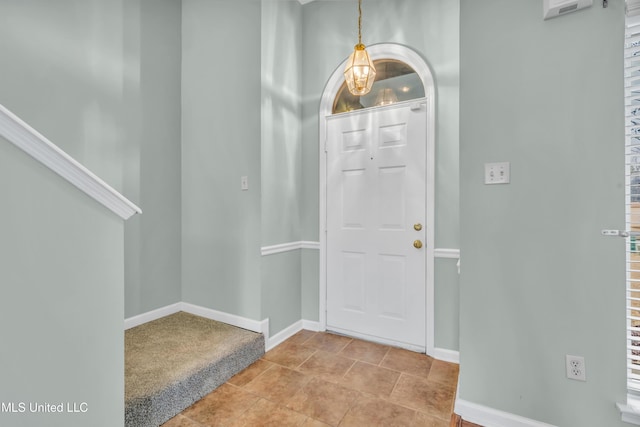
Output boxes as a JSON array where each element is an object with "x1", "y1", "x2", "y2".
[
  {"x1": 358, "y1": 0, "x2": 362, "y2": 45},
  {"x1": 344, "y1": 0, "x2": 375, "y2": 96}
]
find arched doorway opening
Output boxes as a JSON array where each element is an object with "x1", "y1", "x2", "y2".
[{"x1": 319, "y1": 43, "x2": 436, "y2": 354}]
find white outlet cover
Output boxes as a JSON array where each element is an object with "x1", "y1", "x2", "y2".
[
  {"x1": 484, "y1": 162, "x2": 510, "y2": 185},
  {"x1": 566, "y1": 354, "x2": 586, "y2": 381}
]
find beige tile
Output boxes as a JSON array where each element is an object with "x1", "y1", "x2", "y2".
[
  {"x1": 286, "y1": 377, "x2": 361, "y2": 426},
  {"x1": 263, "y1": 342, "x2": 317, "y2": 369},
  {"x1": 243, "y1": 365, "x2": 310, "y2": 403},
  {"x1": 172, "y1": 336, "x2": 460, "y2": 427},
  {"x1": 340, "y1": 361, "x2": 400, "y2": 397},
  {"x1": 301, "y1": 418, "x2": 332, "y2": 427},
  {"x1": 304, "y1": 332, "x2": 352, "y2": 353},
  {"x1": 227, "y1": 398, "x2": 307, "y2": 427},
  {"x1": 381, "y1": 347, "x2": 433, "y2": 378},
  {"x1": 339, "y1": 395, "x2": 416, "y2": 427},
  {"x1": 339, "y1": 339, "x2": 390, "y2": 365},
  {"x1": 414, "y1": 411, "x2": 452, "y2": 427},
  {"x1": 389, "y1": 374, "x2": 456, "y2": 420},
  {"x1": 427, "y1": 359, "x2": 459, "y2": 390},
  {"x1": 285, "y1": 329, "x2": 317, "y2": 346},
  {"x1": 228, "y1": 359, "x2": 275, "y2": 387},
  {"x1": 180, "y1": 383, "x2": 259, "y2": 427},
  {"x1": 297, "y1": 350, "x2": 356, "y2": 382},
  {"x1": 161, "y1": 414, "x2": 205, "y2": 427}
]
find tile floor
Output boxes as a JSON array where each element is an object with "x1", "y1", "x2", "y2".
[{"x1": 162, "y1": 330, "x2": 459, "y2": 427}]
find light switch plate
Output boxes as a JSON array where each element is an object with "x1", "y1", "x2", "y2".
[
  {"x1": 241, "y1": 176, "x2": 249, "y2": 191},
  {"x1": 485, "y1": 162, "x2": 510, "y2": 185}
]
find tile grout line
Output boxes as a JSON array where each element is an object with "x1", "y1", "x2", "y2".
[
  {"x1": 378, "y1": 346, "x2": 392, "y2": 367},
  {"x1": 388, "y1": 370, "x2": 404, "y2": 399},
  {"x1": 295, "y1": 347, "x2": 318, "y2": 370},
  {"x1": 228, "y1": 382, "x2": 271, "y2": 422},
  {"x1": 335, "y1": 391, "x2": 366, "y2": 427},
  {"x1": 165, "y1": 331, "x2": 460, "y2": 426}
]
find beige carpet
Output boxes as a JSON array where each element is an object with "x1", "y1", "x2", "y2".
[{"x1": 125, "y1": 311, "x2": 264, "y2": 427}]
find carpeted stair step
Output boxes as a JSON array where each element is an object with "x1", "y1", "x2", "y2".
[{"x1": 125, "y1": 311, "x2": 264, "y2": 427}]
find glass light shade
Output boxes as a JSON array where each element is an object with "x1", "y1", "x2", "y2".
[{"x1": 343, "y1": 44, "x2": 377, "y2": 96}]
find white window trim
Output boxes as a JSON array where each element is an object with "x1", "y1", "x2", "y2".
[{"x1": 621, "y1": 11, "x2": 640, "y2": 425}]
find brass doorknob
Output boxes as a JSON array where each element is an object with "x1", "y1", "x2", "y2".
[
  {"x1": 413, "y1": 240, "x2": 423, "y2": 249},
  {"x1": 414, "y1": 223, "x2": 422, "y2": 231}
]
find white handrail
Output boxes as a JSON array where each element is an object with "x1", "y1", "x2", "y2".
[{"x1": 0, "y1": 103, "x2": 141, "y2": 220}]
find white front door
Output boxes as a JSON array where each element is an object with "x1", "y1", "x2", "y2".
[{"x1": 326, "y1": 101, "x2": 427, "y2": 350}]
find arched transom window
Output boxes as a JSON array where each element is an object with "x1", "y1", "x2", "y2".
[{"x1": 332, "y1": 59, "x2": 425, "y2": 114}]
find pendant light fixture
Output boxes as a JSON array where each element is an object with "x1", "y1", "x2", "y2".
[{"x1": 343, "y1": 0, "x2": 376, "y2": 96}]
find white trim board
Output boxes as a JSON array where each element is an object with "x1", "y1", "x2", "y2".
[
  {"x1": 434, "y1": 248, "x2": 460, "y2": 259},
  {"x1": 181, "y1": 303, "x2": 269, "y2": 337},
  {"x1": 124, "y1": 303, "x2": 182, "y2": 330},
  {"x1": 124, "y1": 303, "x2": 457, "y2": 365},
  {"x1": 267, "y1": 319, "x2": 321, "y2": 351},
  {"x1": 0, "y1": 103, "x2": 141, "y2": 220},
  {"x1": 455, "y1": 399, "x2": 557, "y2": 427},
  {"x1": 124, "y1": 302, "x2": 324, "y2": 352},
  {"x1": 618, "y1": 401, "x2": 640, "y2": 425},
  {"x1": 124, "y1": 302, "x2": 269, "y2": 338},
  {"x1": 431, "y1": 347, "x2": 459, "y2": 364},
  {"x1": 267, "y1": 320, "x2": 304, "y2": 351},
  {"x1": 261, "y1": 241, "x2": 320, "y2": 256}
]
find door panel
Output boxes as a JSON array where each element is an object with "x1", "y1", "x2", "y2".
[{"x1": 326, "y1": 102, "x2": 427, "y2": 349}]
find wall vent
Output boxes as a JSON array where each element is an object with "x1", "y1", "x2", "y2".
[{"x1": 543, "y1": 0, "x2": 592, "y2": 20}]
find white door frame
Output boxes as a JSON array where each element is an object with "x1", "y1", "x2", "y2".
[{"x1": 319, "y1": 43, "x2": 436, "y2": 356}]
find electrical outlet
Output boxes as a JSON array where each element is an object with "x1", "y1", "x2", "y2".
[{"x1": 566, "y1": 355, "x2": 586, "y2": 381}]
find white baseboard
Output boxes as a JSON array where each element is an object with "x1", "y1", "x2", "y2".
[
  {"x1": 431, "y1": 347, "x2": 460, "y2": 364},
  {"x1": 267, "y1": 320, "x2": 304, "y2": 351},
  {"x1": 124, "y1": 302, "x2": 269, "y2": 339},
  {"x1": 124, "y1": 304, "x2": 324, "y2": 352},
  {"x1": 455, "y1": 399, "x2": 557, "y2": 427},
  {"x1": 180, "y1": 302, "x2": 269, "y2": 337},
  {"x1": 265, "y1": 319, "x2": 322, "y2": 350},
  {"x1": 302, "y1": 319, "x2": 321, "y2": 332},
  {"x1": 124, "y1": 303, "x2": 182, "y2": 330}
]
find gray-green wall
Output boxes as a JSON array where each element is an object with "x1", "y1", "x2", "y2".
[
  {"x1": 300, "y1": 0, "x2": 461, "y2": 349},
  {"x1": 0, "y1": 0, "x2": 182, "y2": 321},
  {"x1": 180, "y1": 0, "x2": 460, "y2": 343},
  {"x1": 459, "y1": 1, "x2": 626, "y2": 426},
  {"x1": 0, "y1": 0, "x2": 180, "y2": 423},
  {"x1": 181, "y1": 0, "x2": 306, "y2": 335},
  {"x1": 0, "y1": 0, "x2": 126, "y2": 187},
  {"x1": 2, "y1": 1, "x2": 635, "y2": 425},
  {"x1": 261, "y1": 0, "x2": 305, "y2": 334},
  {"x1": 124, "y1": 0, "x2": 182, "y2": 318},
  {"x1": 0, "y1": 138, "x2": 125, "y2": 427},
  {"x1": 181, "y1": 0, "x2": 263, "y2": 320}
]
